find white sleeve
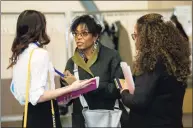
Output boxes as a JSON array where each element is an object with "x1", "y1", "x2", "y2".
[{"x1": 29, "y1": 49, "x2": 50, "y2": 106}]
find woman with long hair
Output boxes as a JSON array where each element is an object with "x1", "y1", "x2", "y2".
[
  {"x1": 120, "y1": 13, "x2": 191, "y2": 128},
  {"x1": 8, "y1": 10, "x2": 94, "y2": 128}
]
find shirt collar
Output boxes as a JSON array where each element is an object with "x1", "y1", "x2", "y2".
[{"x1": 28, "y1": 42, "x2": 40, "y2": 48}]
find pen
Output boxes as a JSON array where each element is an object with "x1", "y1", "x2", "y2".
[{"x1": 54, "y1": 68, "x2": 65, "y2": 78}]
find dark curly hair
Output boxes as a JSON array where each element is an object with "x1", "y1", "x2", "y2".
[
  {"x1": 70, "y1": 15, "x2": 102, "y2": 36},
  {"x1": 7, "y1": 10, "x2": 50, "y2": 69},
  {"x1": 133, "y1": 13, "x2": 191, "y2": 84}
]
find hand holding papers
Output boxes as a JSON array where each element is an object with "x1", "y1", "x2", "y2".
[
  {"x1": 62, "y1": 70, "x2": 77, "y2": 85},
  {"x1": 120, "y1": 62, "x2": 135, "y2": 94},
  {"x1": 57, "y1": 77, "x2": 100, "y2": 104},
  {"x1": 114, "y1": 62, "x2": 135, "y2": 94},
  {"x1": 63, "y1": 76, "x2": 77, "y2": 85}
]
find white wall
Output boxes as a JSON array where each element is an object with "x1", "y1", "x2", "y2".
[
  {"x1": 1, "y1": 1, "x2": 192, "y2": 79},
  {"x1": 1, "y1": 1, "x2": 85, "y2": 79},
  {"x1": 148, "y1": 1, "x2": 192, "y2": 9},
  {"x1": 0, "y1": 1, "x2": 149, "y2": 79},
  {"x1": 1, "y1": 1, "x2": 85, "y2": 12},
  {"x1": 1, "y1": 14, "x2": 68, "y2": 79},
  {"x1": 94, "y1": 1, "x2": 148, "y2": 10}
]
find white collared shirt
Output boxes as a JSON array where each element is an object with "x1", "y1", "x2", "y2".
[{"x1": 10, "y1": 43, "x2": 55, "y2": 106}]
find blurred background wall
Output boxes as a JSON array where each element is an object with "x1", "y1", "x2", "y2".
[{"x1": 1, "y1": 1, "x2": 192, "y2": 127}]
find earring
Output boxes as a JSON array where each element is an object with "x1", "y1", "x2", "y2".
[{"x1": 94, "y1": 40, "x2": 98, "y2": 49}]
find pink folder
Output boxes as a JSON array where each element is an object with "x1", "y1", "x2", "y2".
[{"x1": 57, "y1": 77, "x2": 99, "y2": 102}]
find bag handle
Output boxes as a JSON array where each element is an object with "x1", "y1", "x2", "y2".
[
  {"x1": 23, "y1": 49, "x2": 36, "y2": 127},
  {"x1": 23, "y1": 49, "x2": 56, "y2": 128},
  {"x1": 73, "y1": 63, "x2": 88, "y2": 108},
  {"x1": 48, "y1": 72, "x2": 56, "y2": 127},
  {"x1": 73, "y1": 63, "x2": 119, "y2": 109}
]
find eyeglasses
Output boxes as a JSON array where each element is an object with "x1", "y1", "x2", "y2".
[
  {"x1": 72, "y1": 31, "x2": 91, "y2": 39},
  {"x1": 131, "y1": 33, "x2": 137, "y2": 40}
]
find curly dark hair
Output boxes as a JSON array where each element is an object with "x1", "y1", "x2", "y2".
[
  {"x1": 70, "y1": 15, "x2": 102, "y2": 37},
  {"x1": 133, "y1": 13, "x2": 191, "y2": 84}
]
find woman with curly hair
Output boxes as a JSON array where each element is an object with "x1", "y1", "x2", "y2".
[{"x1": 120, "y1": 13, "x2": 191, "y2": 128}]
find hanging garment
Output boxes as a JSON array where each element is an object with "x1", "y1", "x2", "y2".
[
  {"x1": 99, "y1": 31, "x2": 115, "y2": 49},
  {"x1": 115, "y1": 21, "x2": 133, "y2": 68},
  {"x1": 111, "y1": 23, "x2": 119, "y2": 50}
]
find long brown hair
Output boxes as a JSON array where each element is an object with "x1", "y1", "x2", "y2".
[
  {"x1": 133, "y1": 13, "x2": 191, "y2": 84},
  {"x1": 7, "y1": 10, "x2": 50, "y2": 69}
]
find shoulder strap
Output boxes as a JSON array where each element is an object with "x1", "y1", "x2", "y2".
[
  {"x1": 73, "y1": 63, "x2": 89, "y2": 108},
  {"x1": 23, "y1": 48, "x2": 36, "y2": 128},
  {"x1": 23, "y1": 48, "x2": 56, "y2": 128},
  {"x1": 48, "y1": 72, "x2": 56, "y2": 127},
  {"x1": 73, "y1": 63, "x2": 79, "y2": 80}
]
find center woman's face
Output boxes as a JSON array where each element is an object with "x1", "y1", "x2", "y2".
[{"x1": 74, "y1": 24, "x2": 97, "y2": 50}]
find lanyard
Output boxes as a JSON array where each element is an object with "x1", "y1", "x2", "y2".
[{"x1": 34, "y1": 42, "x2": 65, "y2": 78}]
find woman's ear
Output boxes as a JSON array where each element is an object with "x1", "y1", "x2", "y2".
[{"x1": 93, "y1": 34, "x2": 99, "y2": 42}]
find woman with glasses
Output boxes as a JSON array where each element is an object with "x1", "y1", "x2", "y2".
[
  {"x1": 60, "y1": 15, "x2": 124, "y2": 128},
  {"x1": 8, "y1": 10, "x2": 94, "y2": 128},
  {"x1": 120, "y1": 13, "x2": 191, "y2": 128}
]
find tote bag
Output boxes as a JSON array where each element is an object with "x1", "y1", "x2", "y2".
[{"x1": 74, "y1": 63, "x2": 122, "y2": 127}]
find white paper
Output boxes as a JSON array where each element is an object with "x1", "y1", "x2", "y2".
[
  {"x1": 120, "y1": 62, "x2": 135, "y2": 91},
  {"x1": 95, "y1": 76, "x2": 100, "y2": 88}
]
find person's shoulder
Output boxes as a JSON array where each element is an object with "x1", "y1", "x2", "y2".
[
  {"x1": 100, "y1": 44, "x2": 119, "y2": 57},
  {"x1": 34, "y1": 48, "x2": 49, "y2": 55},
  {"x1": 32, "y1": 48, "x2": 50, "y2": 61},
  {"x1": 66, "y1": 57, "x2": 74, "y2": 64},
  {"x1": 155, "y1": 56, "x2": 166, "y2": 69},
  {"x1": 67, "y1": 56, "x2": 73, "y2": 62},
  {"x1": 152, "y1": 56, "x2": 167, "y2": 75}
]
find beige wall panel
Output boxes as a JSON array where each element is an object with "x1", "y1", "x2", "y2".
[
  {"x1": 148, "y1": 1, "x2": 192, "y2": 9},
  {"x1": 1, "y1": 1, "x2": 85, "y2": 12},
  {"x1": 94, "y1": 1, "x2": 148, "y2": 10},
  {"x1": 1, "y1": 14, "x2": 67, "y2": 79}
]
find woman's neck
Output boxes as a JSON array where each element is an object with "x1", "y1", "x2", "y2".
[{"x1": 83, "y1": 46, "x2": 95, "y2": 60}]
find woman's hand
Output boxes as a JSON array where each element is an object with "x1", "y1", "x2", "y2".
[
  {"x1": 63, "y1": 76, "x2": 77, "y2": 85},
  {"x1": 64, "y1": 70, "x2": 73, "y2": 76},
  {"x1": 69, "y1": 78, "x2": 95, "y2": 91},
  {"x1": 120, "y1": 81, "x2": 135, "y2": 94},
  {"x1": 61, "y1": 70, "x2": 77, "y2": 85}
]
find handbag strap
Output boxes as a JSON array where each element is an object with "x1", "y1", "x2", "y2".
[
  {"x1": 73, "y1": 63, "x2": 120, "y2": 109},
  {"x1": 23, "y1": 48, "x2": 36, "y2": 127},
  {"x1": 73, "y1": 63, "x2": 88, "y2": 108},
  {"x1": 23, "y1": 48, "x2": 56, "y2": 128},
  {"x1": 48, "y1": 72, "x2": 56, "y2": 128}
]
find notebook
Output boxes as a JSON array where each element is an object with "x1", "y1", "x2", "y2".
[{"x1": 57, "y1": 77, "x2": 100, "y2": 103}]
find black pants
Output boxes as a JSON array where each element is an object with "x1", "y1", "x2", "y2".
[
  {"x1": 71, "y1": 113, "x2": 85, "y2": 128},
  {"x1": 22, "y1": 100, "x2": 62, "y2": 128}
]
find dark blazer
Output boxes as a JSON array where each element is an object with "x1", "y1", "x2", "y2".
[
  {"x1": 61, "y1": 43, "x2": 124, "y2": 128},
  {"x1": 121, "y1": 60, "x2": 186, "y2": 128}
]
